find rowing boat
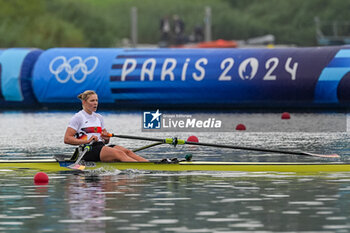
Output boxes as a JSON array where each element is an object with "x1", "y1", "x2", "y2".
[
  {"x1": 0, "y1": 159, "x2": 349, "y2": 173},
  {"x1": 1, "y1": 134, "x2": 343, "y2": 173}
]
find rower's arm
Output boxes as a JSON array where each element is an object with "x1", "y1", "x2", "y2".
[{"x1": 64, "y1": 127, "x2": 95, "y2": 145}]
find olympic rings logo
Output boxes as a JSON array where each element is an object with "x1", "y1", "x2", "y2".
[{"x1": 49, "y1": 56, "x2": 98, "y2": 84}]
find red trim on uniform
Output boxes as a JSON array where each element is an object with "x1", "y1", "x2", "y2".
[{"x1": 81, "y1": 127, "x2": 102, "y2": 134}]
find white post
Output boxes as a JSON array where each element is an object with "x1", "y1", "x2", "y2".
[
  {"x1": 204, "y1": 6, "x2": 212, "y2": 42},
  {"x1": 131, "y1": 7, "x2": 138, "y2": 47}
]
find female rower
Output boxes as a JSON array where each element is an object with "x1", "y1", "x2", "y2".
[{"x1": 64, "y1": 90, "x2": 148, "y2": 162}]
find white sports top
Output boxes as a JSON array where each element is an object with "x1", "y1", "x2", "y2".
[{"x1": 68, "y1": 110, "x2": 105, "y2": 142}]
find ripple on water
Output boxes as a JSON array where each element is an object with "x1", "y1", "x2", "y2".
[
  {"x1": 215, "y1": 198, "x2": 262, "y2": 203},
  {"x1": 261, "y1": 194, "x2": 290, "y2": 198},
  {"x1": 24, "y1": 195, "x2": 49, "y2": 198},
  {"x1": 162, "y1": 227, "x2": 212, "y2": 232},
  {"x1": 144, "y1": 207, "x2": 172, "y2": 211},
  {"x1": 96, "y1": 191, "x2": 123, "y2": 194},
  {"x1": 229, "y1": 221, "x2": 264, "y2": 228},
  {"x1": 315, "y1": 198, "x2": 337, "y2": 201},
  {"x1": 149, "y1": 219, "x2": 179, "y2": 224},
  {"x1": 1, "y1": 184, "x2": 19, "y2": 187},
  {"x1": 124, "y1": 194, "x2": 141, "y2": 197},
  {"x1": 289, "y1": 201, "x2": 324, "y2": 206},
  {"x1": 282, "y1": 211, "x2": 301, "y2": 214},
  {"x1": 117, "y1": 227, "x2": 139, "y2": 231},
  {"x1": 316, "y1": 211, "x2": 334, "y2": 215},
  {"x1": 326, "y1": 216, "x2": 347, "y2": 220},
  {"x1": 323, "y1": 225, "x2": 350, "y2": 230},
  {"x1": 131, "y1": 223, "x2": 156, "y2": 228},
  {"x1": 0, "y1": 222, "x2": 23, "y2": 225},
  {"x1": 114, "y1": 210, "x2": 150, "y2": 214},
  {"x1": 9, "y1": 207, "x2": 36, "y2": 210},
  {"x1": 151, "y1": 197, "x2": 191, "y2": 201},
  {"x1": 206, "y1": 218, "x2": 242, "y2": 222},
  {"x1": 58, "y1": 219, "x2": 85, "y2": 223},
  {"x1": 0, "y1": 215, "x2": 38, "y2": 220},
  {"x1": 154, "y1": 203, "x2": 175, "y2": 206},
  {"x1": 0, "y1": 195, "x2": 22, "y2": 200},
  {"x1": 196, "y1": 211, "x2": 218, "y2": 216},
  {"x1": 85, "y1": 216, "x2": 116, "y2": 221}
]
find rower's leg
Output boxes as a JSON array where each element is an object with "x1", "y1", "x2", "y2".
[
  {"x1": 100, "y1": 146, "x2": 137, "y2": 162},
  {"x1": 112, "y1": 145, "x2": 149, "y2": 162}
]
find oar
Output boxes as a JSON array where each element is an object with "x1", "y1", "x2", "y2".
[
  {"x1": 107, "y1": 134, "x2": 340, "y2": 158},
  {"x1": 133, "y1": 142, "x2": 164, "y2": 152}
]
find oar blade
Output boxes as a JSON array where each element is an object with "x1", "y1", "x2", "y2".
[
  {"x1": 68, "y1": 163, "x2": 86, "y2": 170},
  {"x1": 302, "y1": 152, "x2": 340, "y2": 158}
]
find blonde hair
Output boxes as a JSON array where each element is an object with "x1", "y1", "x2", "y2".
[{"x1": 77, "y1": 90, "x2": 97, "y2": 101}]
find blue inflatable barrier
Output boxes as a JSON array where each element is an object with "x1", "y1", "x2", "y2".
[
  {"x1": 0, "y1": 48, "x2": 43, "y2": 108},
  {"x1": 30, "y1": 46, "x2": 350, "y2": 109},
  {"x1": 0, "y1": 65, "x2": 1, "y2": 100},
  {"x1": 0, "y1": 49, "x2": 3, "y2": 100}
]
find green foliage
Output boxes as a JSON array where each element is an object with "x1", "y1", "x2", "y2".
[
  {"x1": 0, "y1": 0, "x2": 85, "y2": 48},
  {"x1": 0, "y1": 0, "x2": 349, "y2": 48},
  {"x1": 46, "y1": 0, "x2": 116, "y2": 47}
]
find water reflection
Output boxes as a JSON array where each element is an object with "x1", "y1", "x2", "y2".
[
  {"x1": 62, "y1": 171, "x2": 350, "y2": 232},
  {"x1": 1, "y1": 169, "x2": 350, "y2": 232},
  {"x1": 63, "y1": 175, "x2": 106, "y2": 232}
]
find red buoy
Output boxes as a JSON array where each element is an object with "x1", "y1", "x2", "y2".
[
  {"x1": 187, "y1": 135, "x2": 199, "y2": 142},
  {"x1": 34, "y1": 172, "x2": 49, "y2": 185},
  {"x1": 281, "y1": 112, "x2": 291, "y2": 120},
  {"x1": 236, "y1": 124, "x2": 246, "y2": 131}
]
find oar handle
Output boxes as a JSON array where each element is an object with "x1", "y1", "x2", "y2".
[{"x1": 108, "y1": 133, "x2": 165, "y2": 142}]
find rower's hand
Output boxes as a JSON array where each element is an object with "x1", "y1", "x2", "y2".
[
  {"x1": 101, "y1": 130, "x2": 111, "y2": 143},
  {"x1": 87, "y1": 136, "x2": 98, "y2": 144}
]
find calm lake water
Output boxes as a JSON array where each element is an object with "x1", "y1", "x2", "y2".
[{"x1": 0, "y1": 111, "x2": 350, "y2": 232}]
